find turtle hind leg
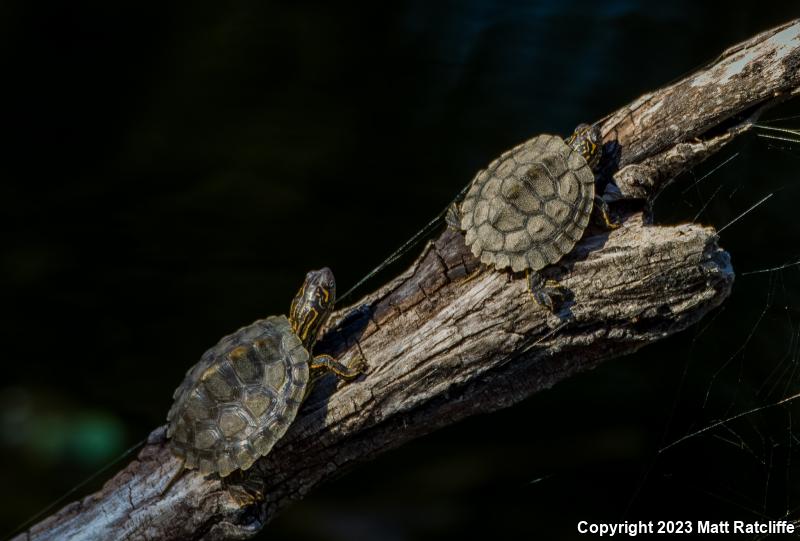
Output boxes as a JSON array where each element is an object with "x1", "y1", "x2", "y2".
[
  {"x1": 445, "y1": 202, "x2": 462, "y2": 231},
  {"x1": 592, "y1": 195, "x2": 620, "y2": 230},
  {"x1": 224, "y1": 471, "x2": 267, "y2": 507},
  {"x1": 446, "y1": 181, "x2": 474, "y2": 231},
  {"x1": 527, "y1": 270, "x2": 566, "y2": 312}
]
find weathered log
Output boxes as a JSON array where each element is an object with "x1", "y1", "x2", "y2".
[{"x1": 17, "y1": 19, "x2": 800, "y2": 541}]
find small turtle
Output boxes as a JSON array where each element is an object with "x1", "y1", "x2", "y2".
[
  {"x1": 166, "y1": 267, "x2": 363, "y2": 478},
  {"x1": 447, "y1": 124, "x2": 616, "y2": 309}
]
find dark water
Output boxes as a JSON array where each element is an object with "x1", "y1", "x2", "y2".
[{"x1": 2, "y1": 2, "x2": 800, "y2": 539}]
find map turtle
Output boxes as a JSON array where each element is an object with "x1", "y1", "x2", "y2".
[
  {"x1": 448, "y1": 124, "x2": 616, "y2": 309},
  {"x1": 166, "y1": 268, "x2": 363, "y2": 477}
]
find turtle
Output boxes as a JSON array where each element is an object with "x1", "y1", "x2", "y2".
[
  {"x1": 166, "y1": 267, "x2": 364, "y2": 478},
  {"x1": 447, "y1": 124, "x2": 616, "y2": 309}
]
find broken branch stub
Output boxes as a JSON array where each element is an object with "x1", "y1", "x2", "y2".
[{"x1": 17, "y1": 18, "x2": 800, "y2": 541}]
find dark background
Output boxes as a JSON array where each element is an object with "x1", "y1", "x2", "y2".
[{"x1": 3, "y1": 2, "x2": 800, "y2": 539}]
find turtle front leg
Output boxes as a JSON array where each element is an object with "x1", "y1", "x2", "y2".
[
  {"x1": 527, "y1": 270, "x2": 565, "y2": 311},
  {"x1": 592, "y1": 195, "x2": 619, "y2": 230},
  {"x1": 311, "y1": 354, "x2": 366, "y2": 380}
]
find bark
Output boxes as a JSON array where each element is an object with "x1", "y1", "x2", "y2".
[{"x1": 16, "y1": 19, "x2": 800, "y2": 541}]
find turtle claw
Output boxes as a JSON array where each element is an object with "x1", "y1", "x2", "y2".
[
  {"x1": 593, "y1": 195, "x2": 620, "y2": 230},
  {"x1": 527, "y1": 272, "x2": 566, "y2": 312},
  {"x1": 349, "y1": 355, "x2": 369, "y2": 376},
  {"x1": 532, "y1": 289, "x2": 558, "y2": 311},
  {"x1": 220, "y1": 469, "x2": 267, "y2": 506}
]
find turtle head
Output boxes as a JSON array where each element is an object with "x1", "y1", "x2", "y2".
[
  {"x1": 289, "y1": 267, "x2": 336, "y2": 350},
  {"x1": 566, "y1": 123, "x2": 602, "y2": 170}
]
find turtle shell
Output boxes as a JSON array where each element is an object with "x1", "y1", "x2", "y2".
[
  {"x1": 459, "y1": 134, "x2": 595, "y2": 273},
  {"x1": 167, "y1": 315, "x2": 309, "y2": 477}
]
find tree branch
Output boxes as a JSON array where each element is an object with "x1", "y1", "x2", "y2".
[{"x1": 18, "y1": 19, "x2": 800, "y2": 541}]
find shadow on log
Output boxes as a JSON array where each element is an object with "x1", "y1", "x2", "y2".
[{"x1": 16, "y1": 18, "x2": 800, "y2": 541}]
